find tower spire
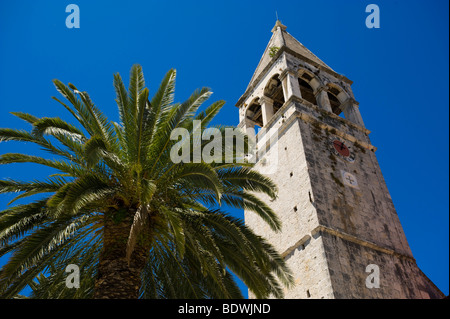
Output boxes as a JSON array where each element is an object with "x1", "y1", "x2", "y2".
[{"x1": 271, "y1": 19, "x2": 287, "y2": 33}]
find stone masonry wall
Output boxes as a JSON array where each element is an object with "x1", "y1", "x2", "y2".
[{"x1": 245, "y1": 98, "x2": 444, "y2": 299}]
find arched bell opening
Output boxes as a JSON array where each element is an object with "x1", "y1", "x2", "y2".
[
  {"x1": 298, "y1": 78, "x2": 317, "y2": 106},
  {"x1": 245, "y1": 98, "x2": 263, "y2": 128},
  {"x1": 264, "y1": 74, "x2": 285, "y2": 114},
  {"x1": 327, "y1": 86, "x2": 346, "y2": 118}
]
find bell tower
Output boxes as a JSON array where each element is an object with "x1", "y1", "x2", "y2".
[{"x1": 237, "y1": 21, "x2": 444, "y2": 299}]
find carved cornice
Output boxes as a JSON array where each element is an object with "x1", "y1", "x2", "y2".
[
  {"x1": 310, "y1": 225, "x2": 415, "y2": 262},
  {"x1": 278, "y1": 68, "x2": 297, "y2": 81},
  {"x1": 258, "y1": 95, "x2": 273, "y2": 105}
]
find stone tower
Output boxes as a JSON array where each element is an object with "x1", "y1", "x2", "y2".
[{"x1": 237, "y1": 21, "x2": 444, "y2": 299}]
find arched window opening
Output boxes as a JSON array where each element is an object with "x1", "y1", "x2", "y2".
[
  {"x1": 298, "y1": 78, "x2": 317, "y2": 105},
  {"x1": 246, "y1": 100, "x2": 263, "y2": 127},
  {"x1": 264, "y1": 75, "x2": 284, "y2": 114},
  {"x1": 328, "y1": 92, "x2": 342, "y2": 116}
]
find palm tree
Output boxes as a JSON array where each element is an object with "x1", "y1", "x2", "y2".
[{"x1": 0, "y1": 65, "x2": 293, "y2": 299}]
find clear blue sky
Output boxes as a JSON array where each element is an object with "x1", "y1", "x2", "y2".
[{"x1": 0, "y1": 0, "x2": 448, "y2": 297}]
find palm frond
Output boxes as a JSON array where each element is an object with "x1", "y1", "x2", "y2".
[
  {"x1": 0, "y1": 153, "x2": 84, "y2": 176},
  {"x1": 126, "y1": 205, "x2": 149, "y2": 263},
  {"x1": 32, "y1": 117, "x2": 85, "y2": 140}
]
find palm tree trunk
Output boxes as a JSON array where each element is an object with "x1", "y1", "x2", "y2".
[{"x1": 94, "y1": 212, "x2": 150, "y2": 299}]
